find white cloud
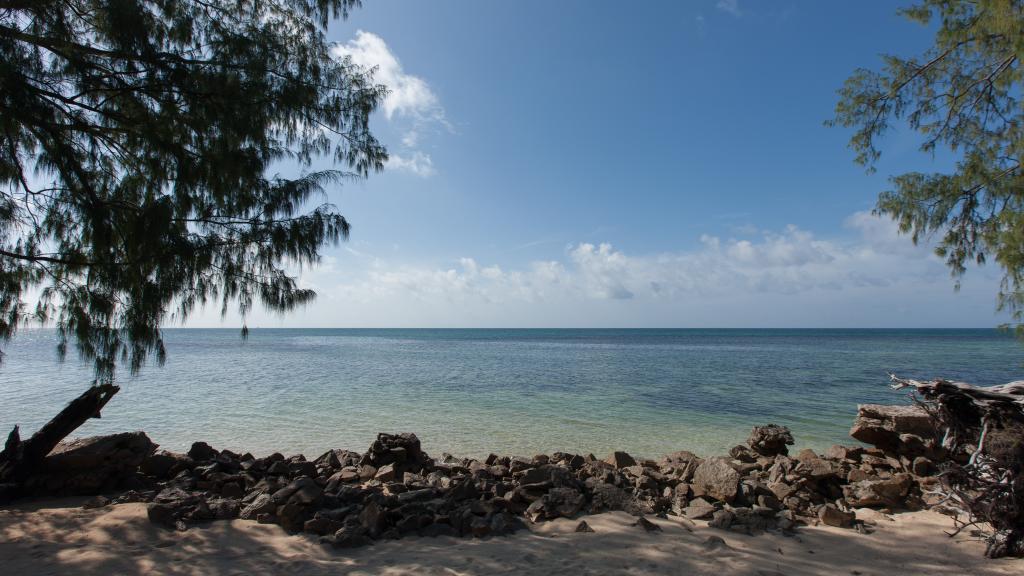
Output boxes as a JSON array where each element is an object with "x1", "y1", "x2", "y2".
[
  {"x1": 401, "y1": 130, "x2": 420, "y2": 148},
  {"x1": 333, "y1": 31, "x2": 444, "y2": 122},
  {"x1": 716, "y1": 0, "x2": 742, "y2": 17},
  {"x1": 333, "y1": 31, "x2": 448, "y2": 178},
  {"x1": 199, "y1": 212, "x2": 1005, "y2": 328},
  {"x1": 385, "y1": 151, "x2": 436, "y2": 178}
]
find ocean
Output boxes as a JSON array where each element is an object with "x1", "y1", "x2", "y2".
[{"x1": 0, "y1": 328, "x2": 1019, "y2": 459}]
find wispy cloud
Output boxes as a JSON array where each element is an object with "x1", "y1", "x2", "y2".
[
  {"x1": 385, "y1": 151, "x2": 436, "y2": 178},
  {"x1": 716, "y1": 0, "x2": 742, "y2": 17},
  {"x1": 333, "y1": 31, "x2": 448, "y2": 178}
]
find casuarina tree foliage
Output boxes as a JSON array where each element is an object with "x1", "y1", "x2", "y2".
[
  {"x1": 831, "y1": 0, "x2": 1024, "y2": 329},
  {"x1": 0, "y1": 0, "x2": 387, "y2": 381}
]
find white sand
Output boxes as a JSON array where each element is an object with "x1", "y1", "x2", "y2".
[{"x1": 1, "y1": 498, "x2": 1020, "y2": 575}]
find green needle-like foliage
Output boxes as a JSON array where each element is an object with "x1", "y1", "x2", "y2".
[
  {"x1": 831, "y1": 0, "x2": 1024, "y2": 331},
  {"x1": 0, "y1": 0, "x2": 388, "y2": 381}
]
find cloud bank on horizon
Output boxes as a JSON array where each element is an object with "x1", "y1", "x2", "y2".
[{"x1": 193, "y1": 211, "x2": 1006, "y2": 329}]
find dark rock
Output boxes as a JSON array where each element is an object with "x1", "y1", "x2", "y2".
[
  {"x1": 701, "y1": 535, "x2": 730, "y2": 551},
  {"x1": 34, "y1": 432, "x2": 157, "y2": 495},
  {"x1": 587, "y1": 481, "x2": 639, "y2": 514},
  {"x1": 747, "y1": 425, "x2": 794, "y2": 457},
  {"x1": 359, "y1": 501, "x2": 387, "y2": 538},
  {"x1": 728, "y1": 445, "x2": 758, "y2": 463},
  {"x1": 140, "y1": 451, "x2": 186, "y2": 479},
  {"x1": 239, "y1": 493, "x2": 275, "y2": 519},
  {"x1": 575, "y1": 520, "x2": 595, "y2": 533},
  {"x1": 632, "y1": 516, "x2": 662, "y2": 532},
  {"x1": 187, "y1": 442, "x2": 218, "y2": 462},
  {"x1": 82, "y1": 495, "x2": 110, "y2": 509},
  {"x1": 911, "y1": 456, "x2": 934, "y2": 477},
  {"x1": 708, "y1": 509, "x2": 735, "y2": 530}
]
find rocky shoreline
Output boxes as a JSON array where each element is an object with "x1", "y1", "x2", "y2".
[{"x1": 2, "y1": 404, "x2": 953, "y2": 548}]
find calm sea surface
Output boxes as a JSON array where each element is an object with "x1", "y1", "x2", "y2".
[{"x1": 0, "y1": 329, "x2": 1020, "y2": 459}]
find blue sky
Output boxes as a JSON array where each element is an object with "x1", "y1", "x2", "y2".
[{"x1": 198, "y1": 0, "x2": 1008, "y2": 328}]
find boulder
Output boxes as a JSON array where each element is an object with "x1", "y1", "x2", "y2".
[
  {"x1": 747, "y1": 425, "x2": 794, "y2": 456},
  {"x1": 30, "y1": 432, "x2": 157, "y2": 495},
  {"x1": 682, "y1": 497, "x2": 716, "y2": 519},
  {"x1": 587, "y1": 481, "x2": 639, "y2": 514},
  {"x1": 604, "y1": 451, "x2": 637, "y2": 469},
  {"x1": 691, "y1": 457, "x2": 740, "y2": 504},
  {"x1": 187, "y1": 441, "x2": 218, "y2": 462},
  {"x1": 849, "y1": 405, "x2": 934, "y2": 453},
  {"x1": 818, "y1": 504, "x2": 855, "y2": 528},
  {"x1": 842, "y1": 474, "x2": 913, "y2": 508}
]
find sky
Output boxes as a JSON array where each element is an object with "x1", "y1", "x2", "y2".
[{"x1": 197, "y1": 0, "x2": 1009, "y2": 328}]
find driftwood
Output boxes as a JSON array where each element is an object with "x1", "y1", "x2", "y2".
[
  {"x1": 889, "y1": 374, "x2": 1024, "y2": 558},
  {"x1": 0, "y1": 384, "x2": 120, "y2": 494}
]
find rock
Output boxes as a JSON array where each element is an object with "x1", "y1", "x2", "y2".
[
  {"x1": 519, "y1": 464, "x2": 576, "y2": 487},
  {"x1": 147, "y1": 503, "x2": 181, "y2": 530},
  {"x1": 825, "y1": 445, "x2": 863, "y2": 461},
  {"x1": 842, "y1": 474, "x2": 913, "y2": 508},
  {"x1": 817, "y1": 504, "x2": 855, "y2": 528},
  {"x1": 849, "y1": 404, "x2": 935, "y2": 454},
  {"x1": 587, "y1": 481, "x2": 639, "y2": 515},
  {"x1": 911, "y1": 456, "x2": 934, "y2": 477},
  {"x1": 359, "y1": 501, "x2": 387, "y2": 538},
  {"x1": 140, "y1": 451, "x2": 186, "y2": 479},
  {"x1": 794, "y1": 450, "x2": 836, "y2": 480},
  {"x1": 187, "y1": 442, "x2": 218, "y2": 462},
  {"x1": 82, "y1": 495, "x2": 110, "y2": 509},
  {"x1": 767, "y1": 481, "x2": 795, "y2": 501},
  {"x1": 747, "y1": 425, "x2": 794, "y2": 456},
  {"x1": 708, "y1": 509, "x2": 735, "y2": 530},
  {"x1": 303, "y1": 517, "x2": 342, "y2": 536},
  {"x1": 682, "y1": 497, "x2": 717, "y2": 520},
  {"x1": 36, "y1": 432, "x2": 157, "y2": 495},
  {"x1": 632, "y1": 517, "x2": 662, "y2": 532},
  {"x1": 361, "y1": 433, "x2": 428, "y2": 476},
  {"x1": 524, "y1": 487, "x2": 584, "y2": 523},
  {"x1": 701, "y1": 535, "x2": 730, "y2": 551},
  {"x1": 375, "y1": 464, "x2": 396, "y2": 483},
  {"x1": 575, "y1": 520, "x2": 595, "y2": 533},
  {"x1": 239, "y1": 493, "x2": 275, "y2": 520},
  {"x1": 728, "y1": 445, "x2": 758, "y2": 463},
  {"x1": 604, "y1": 451, "x2": 637, "y2": 469},
  {"x1": 489, "y1": 511, "x2": 523, "y2": 535},
  {"x1": 691, "y1": 457, "x2": 740, "y2": 504}
]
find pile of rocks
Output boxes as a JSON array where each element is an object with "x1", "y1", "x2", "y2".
[{"x1": 23, "y1": 403, "x2": 943, "y2": 547}]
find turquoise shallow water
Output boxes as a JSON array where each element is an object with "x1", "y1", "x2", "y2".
[{"x1": 0, "y1": 329, "x2": 1020, "y2": 459}]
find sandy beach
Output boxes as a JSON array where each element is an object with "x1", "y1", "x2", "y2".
[{"x1": 2, "y1": 498, "x2": 1020, "y2": 576}]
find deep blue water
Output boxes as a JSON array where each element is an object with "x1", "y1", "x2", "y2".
[{"x1": 0, "y1": 329, "x2": 1019, "y2": 458}]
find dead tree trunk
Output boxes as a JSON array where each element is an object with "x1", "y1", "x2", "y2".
[
  {"x1": 0, "y1": 384, "x2": 120, "y2": 489},
  {"x1": 890, "y1": 375, "x2": 1024, "y2": 558}
]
